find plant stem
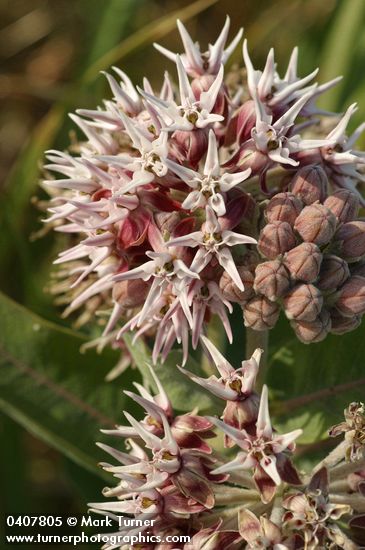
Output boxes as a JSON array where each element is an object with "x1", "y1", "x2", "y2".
[
  {"x1": 278, "y1": 376, "x2": 365, "y2": 414},
  {"x1": 201, "y1": 315, "x2": 226, "y2": 376},
  {"x1": 245, "y1": 328, "x2": 269, "y2": 389}
]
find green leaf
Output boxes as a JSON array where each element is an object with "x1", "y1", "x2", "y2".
[
  {"x1": 269, "y1": 319, "x2": 365, "y2": 443},
  {"x1": 85, "y1": 0, "x2": 141, "y2": 67},
  {"x1": 82, "y1": 0, "x2": 218, "y2": 82},
  {"x1": 0, "y1": 291, "x2": 135, "y2": 479},
  {"x1": 318, "y1": 0, "x2": 365, "y2": 111},
  {"x1": 123, "y1": 333, "x2": 220, "y2": 414}
]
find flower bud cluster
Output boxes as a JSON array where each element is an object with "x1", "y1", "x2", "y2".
[
  {"x1": 91, "y1": 345, "x2": 365, "y2": 549},
  {"x1": 237, "y1": 171, "x2": 365, "y2": 343}
]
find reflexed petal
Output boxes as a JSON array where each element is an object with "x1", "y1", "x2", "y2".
[
  {"x1": 326, "y1": 103, "x2": 357, "y2": 144},
  {"x1": 164, "y1": 158, "x2": 198, "y2": 185},
  {"x1": 209, "y1": 193, "x2": 226, "y2": 216},
  {"x1": 217, "y1": 247, "x2": 244, "y2": 291},
  {"x1": 167, "y1": 231, "x2": 204, "y2": 248},
  {"x1": 178, "y1": 366, "x2": 236, "y2": 400},
  {"x1": 190, "y1": 248, "x2": 212, "y2": 274},
  {"x1": 308, "y1": 466, "x2": 329, "y2": 495},
  {"x1": 176, "y1": 54, "x2": 195, "y2": 105},
  {"x1": 242, "y1": 39, "x2": 260, "y2": 97},
  {"x1": 258, "y1": 48, "x2": 275, "y2": 99},
  {"x1": 283, "y1": 493, "x2": 308, "y2": 514},
  {"x1": 222, "y1": 230, "x2": 257, "y2": 246},
  {"x1": 174, "y1": 469, "x2": 215, "y2": 508},
  {"x1": 204, "y1": 130, "x2": 220, "y2": 176},
  {"x1": 259, "y1": 455, "x2": 281, "y2": 485},
  {"x1": 260, "y1": 516, "x2": 283, "y2": 544},
  {"x1": 273, "y1": 429, "x2": 303, "y2": 453},
  {"x1": 123, "y1": 411, "x2": 163, "y2": 450},
  {"x1": 207, "y1": 417, "x2": 249, "y2": 450},
  {"x1": 256, "y1": 385, "x2": 272, "y2": 439},
  {"x1": 253, "y1": 464, "x2": 277, "y2": 503},
  {"x1": 113, "y1": 260, "x2": 156, "y2": 282},
  {"x1": 275, "y1": 454, "x2": 302, "y2": 486},
  {"x1": 238, "y1": 508, "x2": 261, "y2": 542},
  {"x1": 273, "y1": 90, "x2": 316, "y2": 131},
  {"x1": 200, "y1": 335, "x2": 234, "y2": 377},
  {"x1": 208, "y1": 16, "x2": 231, "y2": 72},
  {"x1": 176, "y1": 19, "x2": 203, "y2": 72},
  {"x1": 220, "y1": 168, "x2": 251, "y2": 189},
  {"x1": 200, "y1": 65, "x2": 224, "y2": 113}
]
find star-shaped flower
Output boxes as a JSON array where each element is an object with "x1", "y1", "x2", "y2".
[
  {"x1": 283, "y1": 468, "x2": 353, "y2": 549},
  {"x1": 209, "y1": 386, "x2": 302, "y2": 502},
  {"x1": 250, "y1": 91, "x2": 331, "y2": 167},
  {"x1": 179, "y1": 334, "x2": 260, "y2": 402},
  {"x1": 167, "y1": 205, "x2": 257, "y2": 290},
  {"x1": 239, "y1": 509, "x2": 289, "y2": 549},
  {"x1": 243, "y1": 39, "x2": 341, "y2": 116},
  {"x1": 139, "y1": 55, "x2": 224, "y2": 131},
  {"x1": 166, "y1": 129, "x2": 251, "y2": 215},
  {"x1": 154, "y1": 16, "x2": 243, "y2": 77},
  {"x1": 97, "y1": 112, "x2": 169, "y2": 192}
]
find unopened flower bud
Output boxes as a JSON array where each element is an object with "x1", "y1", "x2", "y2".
[
  {"x1": 335, "y1": 221, "x2": 365, "y2": 261},
  {"x1": 191, "y1": 75, "x2": 227, "y2": 117},
  {"x1": 283, "y1": 283, "x2": 323, "y2": 321},
  {"x1": 239, "y1": 249, "x2": 261, "y2": 271},
  {"x1": 289, "y1": 164, "x2": 328, "y2": 205},
  {"x1": 233, "y1": 141, "x2": 268, "y2": 174},
  {"x1": 317, "y1": 255, "x2": 350, "y2": 291},
  {"x1": 254, "y1": 260, "x2": 290, "y2": 301},
  {"x1": 265, "y1": 192, "x2": 302, "y2": 225},
  {"x1": 113, "y1": 279, "x2": 149, "y2": 308},
  {"x1": 223, "y1": 398, "x2": 260, "y2": 438},
  {"x1": 220, "y1": 190, "x2": 258, "y2": 233},
  {"x1": 294, "y1": 203, "x2": 337, "y2": 246},
  {"x1": 243, "y1": 296, "x2": 280, "y2": 330},
  {"x1": 347, "y1": 470, "x2": 365, "y2": 494},
  {"x1": 219, "y1": 268, "x2": 254, "y2": 304},
  {"x1": 238, "y1": 100, "x2": 257, "y2": 141},
  {"x1": 189, "y1": 526, "x2": 240, "y2": 550},
  {"x1": 258, "y1": 221, "x2": 296, "y2": 260},
  {"x1": 330, "y1": 309, "x2": 361, "y2": 335},
  {"x1": 284, "y1": 242, "x2": 322, "y2": 283},
  {"x1": 335, "y1": 275, "x2": 365, "y2": 316},
  {"x1": 173, "y1": 129, "x2": 208, "y2": 166},
  {"x1": 291, "y1": 309, "x2": 331, "y2": 343},
  {"x1": 351, "y1": 262, "x2": 365, "y2": 277},
  {"x1": 324, "y1": 189, "x2": 360, "y2": 223},
  {"x1": 295, "y1": 149, "x2": 323, "y2": 166}
]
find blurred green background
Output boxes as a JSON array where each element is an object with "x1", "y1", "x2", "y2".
[{"x1": 1, "y1": 0, "x2": 365, "y2": 547}]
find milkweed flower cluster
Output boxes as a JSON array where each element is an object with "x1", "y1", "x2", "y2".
[
  {"x1": 36, "y1": 18, "x2": 365, "y2": 550},
  {"x1": 89, "y1": 342, "x2": 365, "y2": 549},
  {"x1": 42, "y1": 17, "x2": 365, "y2": 361}
]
